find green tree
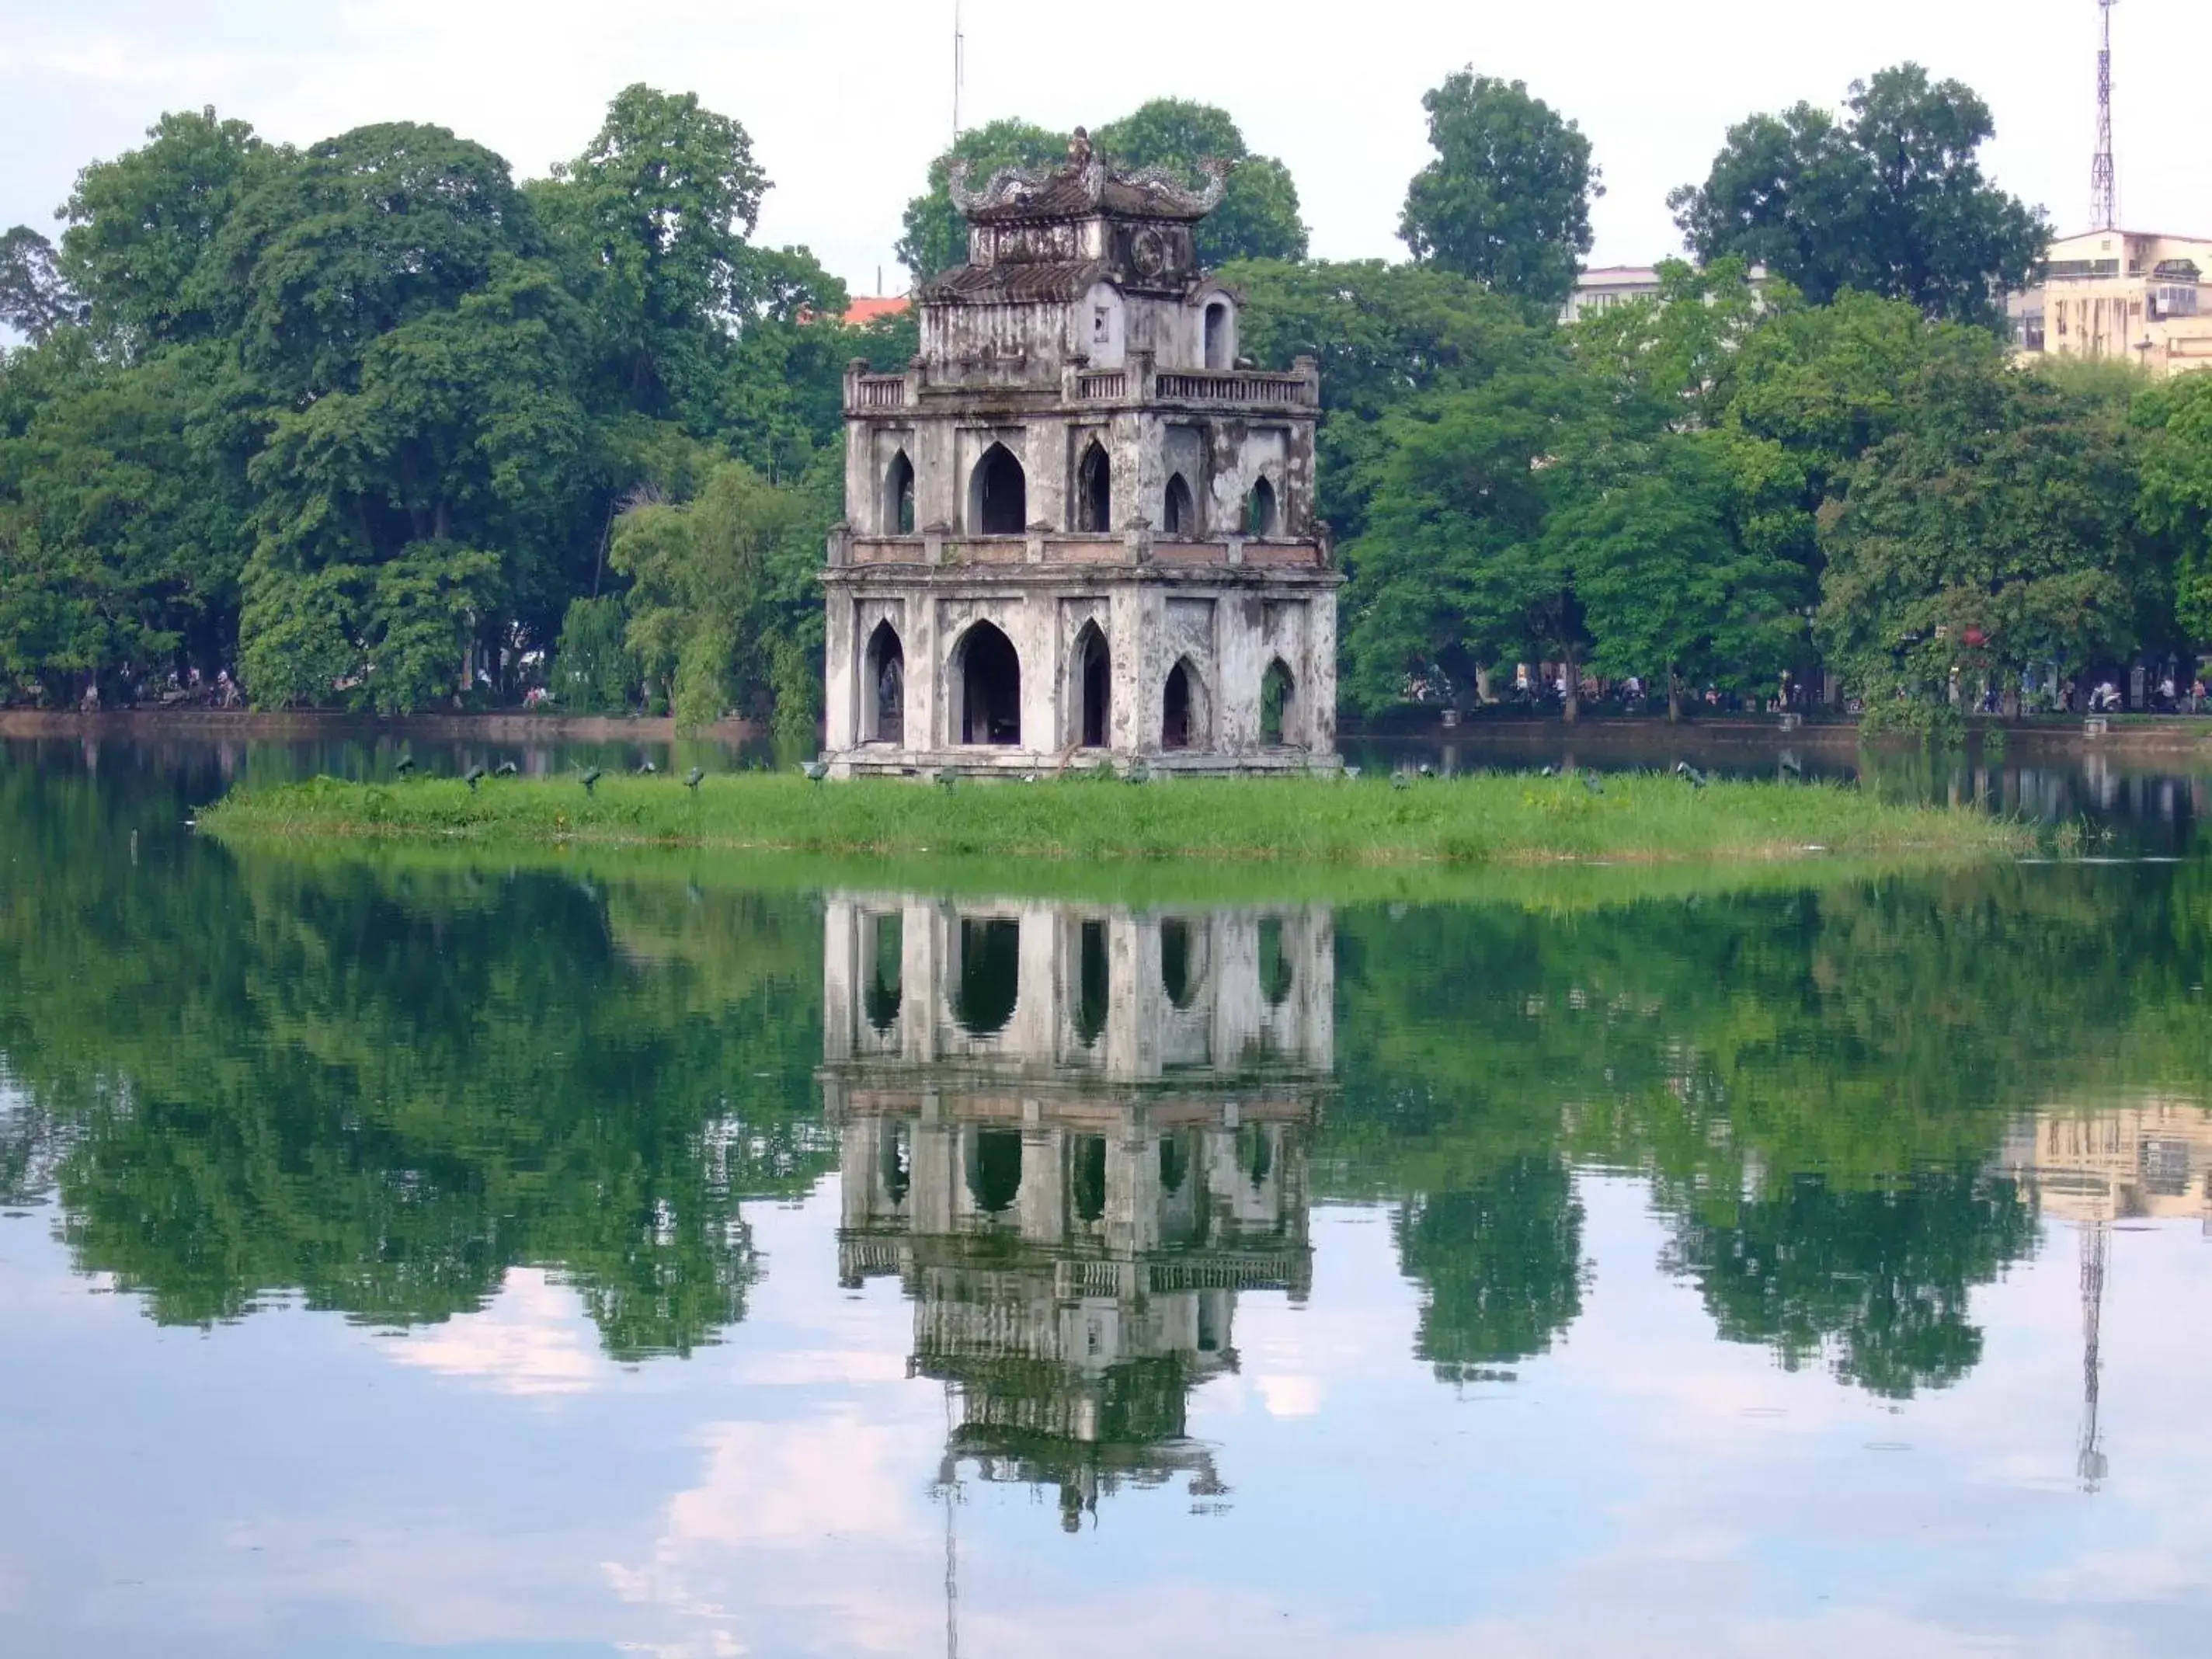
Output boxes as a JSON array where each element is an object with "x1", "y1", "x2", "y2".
[
  {"x1": 1336, "y1": 353, "x2": 1589, "y2": 713},
  {"x1": 238, "y1": 256, "x2": 594, "y2": 708},
  {"x1": 610, "y1": 457, "x2": 825, "y2": 729},
  {"x1": 57, "y1": 106, "x2": 280, "y2": 350},
  {"x1": 2136, "y1": 371, "x2": 2212, "y2": 650},
  {"x1": 1092, "y1": 99, "x2": 1307, "y2": 266},
  {"x1": 1817, "y1": 366, "x2": 2150, "y2": 703},
  {"x1": 1564, "y1": 434, "x2": 1806, "y2": 718},
  {"x1": 0, "y1": 227, "x2": 78, "y2": 343},
  {"x1": 1396, "y1": 1156, "x2": 1587, "y2": 1380},
  {"x1": 1226, "y1": 258, "x2": 1551, "y2": 543},
  {"x1": 1399, "y1": 71, "x2": 1599, "y2": 309},
  {"x1": 1670, "y1": 64, "x2": 2047, "y2": 329},
  {"x1": 212, "y1": 121, "x2": 541, "y2": 398},
  {"x1": 550, "y1": 593, "x2": 638, "y2": 712}
]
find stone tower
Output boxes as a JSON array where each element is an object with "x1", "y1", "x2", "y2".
[{"x1": 821, "y1": 131, "x2": 1340, "y2": 777}]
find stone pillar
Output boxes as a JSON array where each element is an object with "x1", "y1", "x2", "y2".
[
  {"x1": 1108, "y1": 584, "x2": 1146, "y2": 756},
  {"x1": 822, "y1": 898, "x2": 857, "y2": 1061},
  {"x1": 1307, "y1": 592, "x2": 1339, "y2": 753},
  {"x1": 911, "y1": 593, "x2": 941, "y2": 753},
  {"x1": 823, "y1": 591, "x2": 857, "y2": 753}
]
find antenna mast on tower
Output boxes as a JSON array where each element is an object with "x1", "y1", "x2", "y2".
[
  {"x1": 2092, "y1": 0, "x2": 2119, "y2": 229},
  {"x1": 952, "y1": 0, "x2": 965, "y2": 144}
]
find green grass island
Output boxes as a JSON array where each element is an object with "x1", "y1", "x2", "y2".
[{"x1": 200, "y1": 770, "x2": 2039, "y2": 872}]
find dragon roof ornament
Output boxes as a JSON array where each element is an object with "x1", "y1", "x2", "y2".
[{"x1": 948, "y1": 128, "x2": 1233, "y2": 221}]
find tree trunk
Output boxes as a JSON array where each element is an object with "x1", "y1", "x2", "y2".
[
  {"x1": 1562, "y1": 651, "x2": 1580, "y2": 725},
  {"x1": 1668, "y1": 671, "x2": 1682, "y2": 724}
]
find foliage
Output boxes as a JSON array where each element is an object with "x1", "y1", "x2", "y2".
[
  {"x1": 610, "y1": 458, "x2": 826, "y2": 729},
  {"x1": 550, "y1": 593, "x2": 638, "y2": 712},
  {"x1": 896, "y1": 103, "x2": 1308, "y2": 281},
  {"x1": 1399, "y1": 70, "x2": 1599, "y2": 308},
  {"x1": 1670, "y1": 63, "x2": 2047, "y2": 329},
  {"x1": 1817, "y1": 367, "x2": 2151, "y2": 697},
  {"x1": 202, "y1": 770, "x2": 2038, "y2": 869},
  {"x1": 2135, "y1": 372, "x2": 2212, "y2": 649},
  {"x1": 0, "y1": 227, "x2": 78, "y2": 342}
]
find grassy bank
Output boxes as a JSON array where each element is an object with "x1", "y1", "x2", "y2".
[{"x1": 200, "y1": 770, "x2": 2036, "y2": 870}]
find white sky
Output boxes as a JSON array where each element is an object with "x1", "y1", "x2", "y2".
[{"x1": 0, "y1": 0, "x2": 2207, "y2": 298}]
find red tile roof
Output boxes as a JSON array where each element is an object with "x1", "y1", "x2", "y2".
[{"x1": 843, "y1": 295, "x2": 912, "y2": 326}]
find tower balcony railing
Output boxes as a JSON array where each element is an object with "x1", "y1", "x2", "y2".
[
  {"x1": 843, "y1": 353, "x2": 1320, "y2": 416},
  {"x1": 828, "y1": 526, "x2": 1332, "y2": 572}
]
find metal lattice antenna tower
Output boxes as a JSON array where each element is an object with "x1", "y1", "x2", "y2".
[{"x1": 2092, "y1": 0, "x2": 2120, "y2": 230}]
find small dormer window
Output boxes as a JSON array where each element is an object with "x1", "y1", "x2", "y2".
[{"x1": 1093, "y1": 305, "x2": 1111, "y2": 345}]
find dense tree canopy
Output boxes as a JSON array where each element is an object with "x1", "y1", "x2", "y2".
[
  {"x1": 0, "y1": 89, "x2": 870, "y2": 718},
  {"x1": 1670, "y1": 64, "x2": 2047, "y2": 329},
  {"x1": 1399, "y1": 71, "x2": 1599, "y2": 309}
]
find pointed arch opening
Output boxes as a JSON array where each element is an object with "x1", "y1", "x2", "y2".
[
  {"x1": 1260, "y1": 657, "x2": 1296, "y2": 746},
  {"x1": 970, "y1": 441, "x2": 1027, "y2": 535},
  {"x1": 1243, "y1": 475, "x2": 1278, "y2": 538},
  {"x1": 1204, "y1": 301, "x2": 1230, "y2": 370},
  {"x1": 965, "y1": 1129, "x2": 1024, "y2": 1215},
  {"x1": 1072, "y1": 619, "x2": 1110, "y2": 749},
  {"x1": 884, "y1": 450, "x2": 915, "y2": 534},
  {"x1": 952, "y1": 916, "x2": 1021, "y2": 1035},
  {"x1": 1076, "y1": 440, "x2": 1111, "y2": 533},
  {"x1": 864, "y1": 620, "x2": 905, "y2": 745},
  {"x1": 1075, "y1": 917, "x2": 1110, "y2": 1047},
  {"x1": 953, "y1": 621, "x2": 1021, "y2": 746},
  {"x1": 1163, "y1": 472, "x2": 1195, "y2": 537},
  {"x1": 1160, "y1": 916, "x2": 1205, "y2": 1010},
  {"x1": 1162, "y1": 657, "x2": 1209, "y2": 751}
]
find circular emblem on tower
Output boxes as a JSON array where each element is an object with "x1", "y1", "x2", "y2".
[{"x1": 1129, "y1": 227, "x2": 1167, "y2": 278}]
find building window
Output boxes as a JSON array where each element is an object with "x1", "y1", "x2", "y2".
[
  {"x1": 1076, "y1": 440, "x2": 1111, "y2": 533},
  {"x1": 955, "y1": 621, "x2": 1021, "y2": 745},
  {"x1": 1093, "y1": 305, "x2": 1111, "y2": 346},
  {"x1": 864, "y1": 619, "x2": 904, "y2": 744},
  {"x1": 1261, "y1": 658, "x2": 1296, "y2": 746},
  {"x1": 1163, "y1": 472, "x2": 1195, "y2": 536},
  {"x1": 969, "y1": 442, "x2": 1026, "y2": 534},
  {"x1": 1243, "y1": 476, "x2": 1278, "y2": 538},
  {"x1": 1204, "y1": 301, "x2": 1229, "y2": 370},
  {"x1": 1073, "y1": 621, "x2": 1109, "y2": 749},
  {"x1": 883, "y1": 450, "x2": 915, "y2": 534}
]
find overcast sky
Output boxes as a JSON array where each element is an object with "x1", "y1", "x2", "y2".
[{"x1": 2, "y1": 0, "x2": 2207, "y2": 299}]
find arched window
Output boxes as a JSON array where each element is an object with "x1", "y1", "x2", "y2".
[
  {"x1": 953, "y1": 916, "x2": 1021, "y2": 1035},
  {"x1": 864, "y1": 620, "x2": 904, "y2": 745},
  {"x1": 1072, "y1": 620, "x2": 1109, "y2": 749},
  {"x1": 1076, "y1": 440, "x2": 1111, "y2": 533},
  {"x1": 970, "y1": 441, "x2": 1027, "y2": 534},
  {"x1": 1243, "y1": 476, "x2": 1278, "y2": 537},
  {"x1": 955, "y1": 621, "x2": 1021, "y2": 745},
  {"x1": 884, "y1": 450, "x2": 915, "y2": 534},
  {"x1": 1075, "y1": 918, "x2": 1110, "y2": 1047},
  {"x1": 965, "y1": 1129, "x2": 1024, "y2": 1214},
  {"x1": 1260, "y1": 657, "x2": 1295, "y2": 746},
  {"x1": 1163, "y1": 472, "x2": 1194, "y2": 537},
  {"x1": 1162, "y1": 657, "x2": 1208, "y2": 750},
  {"x1": 1204, "y1": 301, "x2": 1229, "y2": 370}
]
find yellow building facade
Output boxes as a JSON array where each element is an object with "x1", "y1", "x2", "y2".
[{"x1": 2012, "y1": 229, "x2": 2212, "y2": 378}]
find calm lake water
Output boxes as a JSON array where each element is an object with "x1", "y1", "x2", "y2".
[{"x1": 4, "y1": 736, "x2": 2211, "y2": 1657}]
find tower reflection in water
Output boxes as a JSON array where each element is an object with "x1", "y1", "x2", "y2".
[{"x1": 821, "y1": 896, "x2": 1332, "y2": 1528}]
